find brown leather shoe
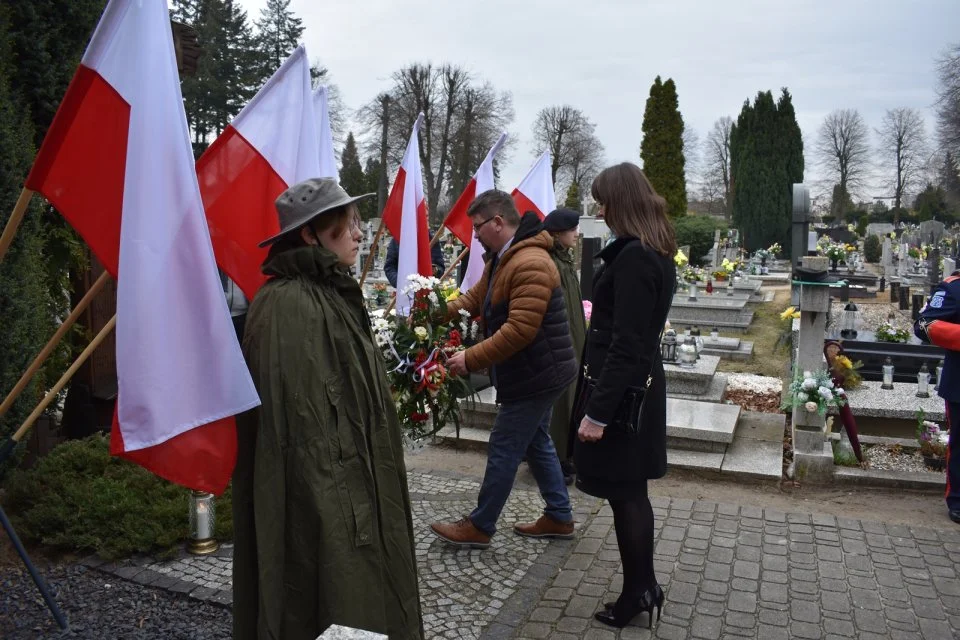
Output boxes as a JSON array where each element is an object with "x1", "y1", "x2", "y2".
[
  {"x1": 513, "y1": 515, "x2": 575, "y2": 539},
  {"x1": 430, "y1": 517, "x2": 492, "y2": 549}
]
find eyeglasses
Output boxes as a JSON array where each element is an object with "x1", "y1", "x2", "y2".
[{"x1": 472, "y1": 215, "x2": 498, "y2": 233}]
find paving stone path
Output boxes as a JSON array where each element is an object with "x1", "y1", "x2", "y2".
[{"x1": 87, "y1": 470, "x2": 960, "y2": 639}]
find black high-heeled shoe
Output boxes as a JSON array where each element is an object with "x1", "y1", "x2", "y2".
[{"x1": 595, "y1": 585, "x2": 665, "y2": 629}]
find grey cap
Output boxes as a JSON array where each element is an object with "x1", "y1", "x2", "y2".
[{"x1": 258, "y1": 178, "x2": 375, "y2": 247}]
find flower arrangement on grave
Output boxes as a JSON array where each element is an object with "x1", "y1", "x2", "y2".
[
  {"x1": 874, "y1": 320, "x2": 910, "y2": 343},
  {"x1": 681, "y1": 266, "x2": 703, "y2": 283},
  {"x1": 821, "y1": 242, "x2": 848, "y2": 263},
  {"x1": 908, "y1": 246, "x2": 926, "y2": 260},
  {"x1": 372, "y1": 282, "x2": 389, "y2": 304},
  {"x1": 831, "y1": 354, "x2": 864, "y2": 390},
  {"x1": 369, "y1": 275, "x2": 478, "y2": 441},
  {"x1": 767, "y1": 243, "x2": 781, "y2": 257},
  {"x1": 439, "y1": 278, "x2": 460, "y2": 301},
  {"x1": 712, "y1": 257, "x2": 739, "y2": 281},
  {"x1": 782, "y1": 369, "x2": 847, "y2": 416},
  {"x1": 916, "y1": 409, "x2": 948, "y2": 464},
  {"x1": 674, "y1": 249, "x2": 688, "y2": 267},
  {"x1": 753, "y1": 248, "x2": 770, "y2": 261}
]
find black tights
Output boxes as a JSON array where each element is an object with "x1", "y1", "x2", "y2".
[{"x1": 609, "y1": 485, "x2": 657, "y2": 601}]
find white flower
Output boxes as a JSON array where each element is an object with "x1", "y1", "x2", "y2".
[
  {"x1": 389, "y1": 309, "x2": 397, "y2": 316},
  {"x1": 803, "y1": 371, "x2": 812, "y2": 379},
  {"x1": 428, "y1": 292, "x2": 439, "y2": 305},
  {"x1": 939, "y1": 432, "x2": 950, "y2": 445},
  {"x1": 797, "y1": 392, "x2": 808, "y2": 402},
  {"x1": 802, "y1": 378, "x2": 817, "y2": 391},
  {"x1": 818, "y1": 387, "x2": 833, "y2": 401},
  {"x1": 470, "y1": 322, "x2": 480, "y2": 339},
  {"x1": 824, "y1": 379, "x2": 834, "y2": 389},
  {"x1": 804, "y1": 401, "x2": 818, "y2": 412},
  {"x1": 414, "y1": 326, "x2": 428, "y2": 341},
  {"x1": 836, "y1": 387, "x2": 845, "y2": 396},
  {"x1": 370, "y1": 309, "x2": 385, "y2": 319}
]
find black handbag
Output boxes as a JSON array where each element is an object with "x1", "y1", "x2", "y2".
[{"x1": 568, "y1": 329, "x2": 663, "y2": 439}]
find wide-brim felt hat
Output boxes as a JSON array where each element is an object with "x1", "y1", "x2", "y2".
[{"x1": 258, "y1": 178, "x2": 375, "y2": 247}]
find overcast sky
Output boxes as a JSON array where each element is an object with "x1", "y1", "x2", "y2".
[{"x1": 234, "y1": 0, "x2": 958, "y2": 203}]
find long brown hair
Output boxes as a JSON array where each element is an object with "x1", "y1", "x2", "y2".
[{"x1": 591, "y1": 163, "x2": 676, "y2": 257}]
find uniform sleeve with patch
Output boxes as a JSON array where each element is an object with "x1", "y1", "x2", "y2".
[{"x1": 916, "y1": 276, "x2": 960, "y2": 351}]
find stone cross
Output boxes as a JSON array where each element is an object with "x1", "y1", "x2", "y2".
[
  {"x1": 711, "y1": 229, "x2": 721, "y2": 268},
  {"x1": 791, "y1": 255, "x2": 834, "y2": 483},
  {"x1": 881, "y1": 238, "x2": 893, "y2": 280}
]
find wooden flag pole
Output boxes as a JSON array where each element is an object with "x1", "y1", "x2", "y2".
[
  {"x1": 12, "y1": 314, "x2": 116, "y2": 444},
  {"x1": 0, "y1": 188, "x2": 35, "y2": 264},
  {"x1": 0, "y1": 271, "x2": 112, "y2": 420},
  {"x1": 385, "y1": 247, "x2": 469, "y2": 314},
  {"x1": 358, "y1": 218, "x2": 386, "y2": 287}
]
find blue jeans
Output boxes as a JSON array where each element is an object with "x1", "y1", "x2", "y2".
[{"x1": 469, "y1": 388, "x2": 573, "y2": 535}]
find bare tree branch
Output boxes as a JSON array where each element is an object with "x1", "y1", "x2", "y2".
[
  {"x1": 875, "y1": 107, "x2": 928, "y2": 217},
  {"x1": 936, "y1": 43, "x2": 960, "y2": 157},
  {"x1": 701, "y1": 116, "x2": 733, "y2": 220},
  {"x1": 815, "y1": 108, "x2": 871, "y2": 199},
  {"x1": 532, "y1": 105, "x2": 604, "y2": 199}
]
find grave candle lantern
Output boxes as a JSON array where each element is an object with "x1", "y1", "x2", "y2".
[
  {"x1": 840, "y1": 302, "x2": 859, "y2": 339},
  {"x1": 710, "y1": 327, "x2": 719, "y2": 341},
  {"x1": 688, "y1": 282, "x2": 698, "y2": 301},
  {"x1": 916, "y1": 362, "x2": 931, "y2": 398},
  {"x1": 188, "y1": 490, "x2": 219, "y2": 555},
  {"x1": 661, "y1": 329, "x2": 677, "y2": 362},
  {"x1": 881, "y1": 357, "x2": 895, "y2": 390},
  {"x1": 726, "y1": 279, "x2": 734, "y2": 296}
]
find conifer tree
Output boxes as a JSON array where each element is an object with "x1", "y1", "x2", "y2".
[
  {"x1": 362, "y1": 157, "x2": 383, "y2": 220},
  {"x1": 254, "y1": 0, "x2": 304, "y2": 80},
  {"x1": 340, "y1": 133, "x2": 366, "y2": 201},
  {"x1": 564, "y1": 182, "x2": 580, "y2": 211},
  {"x1": 730, "y1": 89, "x2": 804, "y2": 253},
  {"x1": 640, "y1": 76, "x2": 687, "y2": 217}
]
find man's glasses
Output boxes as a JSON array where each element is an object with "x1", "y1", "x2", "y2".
[{"x1": 472, "y1": 215, "x2": 498, "y2": 233}]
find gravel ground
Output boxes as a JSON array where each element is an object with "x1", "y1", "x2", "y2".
[
  {"x1": 0, "y1": 563, "x2": 230, "y2": 639},
  {"x1": 865, "y1": 444, "x2": 933, "y2": 473},
  {"x1": 726, "y1": 373, "x2": 783, "y2": 394},
  {"x1": 827, "y1": 299, "x2": 913, "y2": 333}
]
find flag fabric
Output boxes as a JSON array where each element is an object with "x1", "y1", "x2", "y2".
[
  {"x1": 25, "y1": 0, "x2": 260, "y2": 494},
  {"x1": 313, "y1": 86, "x2": 338, "y2": 180},
  {"x1": 381, "y1": 113, "x2": 430, "y2": 313},
  {"x1": 197, "y1": 45, "x2": 320, "y2": 301},
  {"x1": 512, "y1": 151, "x2": 557, "y2": 220},
  {"x1": 441, "y1": 133, "x2": 508, "y2": 292}
]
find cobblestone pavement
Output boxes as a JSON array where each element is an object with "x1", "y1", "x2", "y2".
[{"x1": 88, "y1": 470, "x2": 960, "y2": 639}]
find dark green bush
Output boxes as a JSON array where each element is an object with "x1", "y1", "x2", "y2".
[
  {"x1": 863, "y1": 235, "x2": 881, "y2": 263},
  {"x1": 1, "y1": 435, "x2": 232, "y2": 559},
  {"x1": 673, "y1": 215, "x2": 727, "y2": 266}
]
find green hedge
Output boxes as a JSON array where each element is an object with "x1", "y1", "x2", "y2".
[
  {"x1": 863, "y1": 235, "x2": 881, "y2": 263},
  {"x1": 1, "y1": 435, "x2": 232, "y2": 559},
  {"x1": 673, "y1": 215, "x2": 727, "y2": 266}
]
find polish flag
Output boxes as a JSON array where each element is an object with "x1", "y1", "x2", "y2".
[
  {"x1": 197, "y1": 45, "x2": 320, "y2": 301},
  {"x1": 442, "y1": 133, "x2": 508, "y2": 292},
  {"x1": 512, "y1": 151, "x2": 557, "y2": 220},
  {"x1": 381, "y1": 113, "x2": 430, "y2": 314},
  {"x1": 24, "y1": 0, "x2": 260, "y2": 494},
  {"x1": 313, "y1": 86, "x2": 338, "y2": 180}
]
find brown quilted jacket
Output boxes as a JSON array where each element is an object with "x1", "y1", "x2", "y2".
[{"x1": 448, "y1": 228, "x2": 561, "y2": 373}]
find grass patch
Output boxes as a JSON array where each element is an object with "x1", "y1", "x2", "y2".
[
  {"x1": 1, "y1": 435, "x2": 232, "y2": 560},
  {"x1": 831, "y1": 440, "x2": 860, "y2": 467},
  {"x1": 716, "y1": 288, "x2": 793, "y2": 379}
]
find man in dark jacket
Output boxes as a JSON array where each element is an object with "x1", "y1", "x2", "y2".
[
  {"x1": 384, "y1": 232, "x2": 446, "y2": 287},
  {"x1": 430, "y1": 190, "x2": 579, "y2": 548},
  {"x1": 915, "y1": 270, "x2": 960, "y2": 525}
]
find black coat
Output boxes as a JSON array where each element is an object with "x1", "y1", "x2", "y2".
[
  {"x1": 384, "y1": 237, "x2": 445, "y2": 288},
  {"x1": 574, "y1": 237, "x2": 675, "y2": 499}
]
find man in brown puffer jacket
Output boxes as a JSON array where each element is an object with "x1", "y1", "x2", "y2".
[{"x1": 430, "y1": 190, "x2": 579, "y2": 548}]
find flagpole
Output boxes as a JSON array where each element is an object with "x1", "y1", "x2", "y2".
[
  {"x1": 0, "y1": 272, "x2": 111, "y2": 420},
  {"x1": 359, "y1": 218, "x2": 387, "y2": 287},
  {"x1": 0, "y1": 188, "x2": 35, "y2": 263},
  {"x1": 428, "y1": 227, "x2": 445, "y2": 248},
  {"x1": 10, "y1": 315, "x2": 116, "y2": 445},
  {"x1": 384, "y1": 247, "x2": 469, "y2": 314}
]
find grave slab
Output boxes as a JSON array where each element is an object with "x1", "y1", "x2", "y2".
[
  {"x1": 720, "y1": 437, "x2": 783, "y2": 481},
  {"x1": 665, "y1": 397, "x2": 740, "y2": 444},
  {"x1": 666, "y1": 374, "x2": 729, "y2": 404},
  {"x1": 831, "y1": 381, "x2": 946, "y2": 422},
  {"x1": 666, "y1": 448, "x2": 724, "y2": 472}
]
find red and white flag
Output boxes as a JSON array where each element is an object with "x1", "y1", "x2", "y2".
[
  {"x1": 24, "y1": 0, "x2": 260, "y2": 494},
  {"x1": 313, "y1": 86, "x2": 338, "y2": 180},
  {"x1": 197, "y1": 45, "x2": 321, "y2": 301},
  {"x1": 381, "y1": 113, "x2": 430, "y2": 313},
  {"x1": 442, "y1": 133, "x2": 508, "y2": 292},
  {"x1": 512, "y1": 151, "x2": 557, "y2": 220}
]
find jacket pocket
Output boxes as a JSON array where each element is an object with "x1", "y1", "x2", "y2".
[{"x1": 325, "y1": 377, "x2": 374, "y2": 548}]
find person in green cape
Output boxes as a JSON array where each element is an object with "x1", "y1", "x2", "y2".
[
  {"x1": 542, "y1": 207, "x2": 587, "y2": 485},
  {"x1": 232, "y1": 178, "x2": 423, "y2": 640}
]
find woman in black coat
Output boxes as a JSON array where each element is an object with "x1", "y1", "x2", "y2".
[{"x1": 573, "y1": 162, "x2": 676, "y2": 629}]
